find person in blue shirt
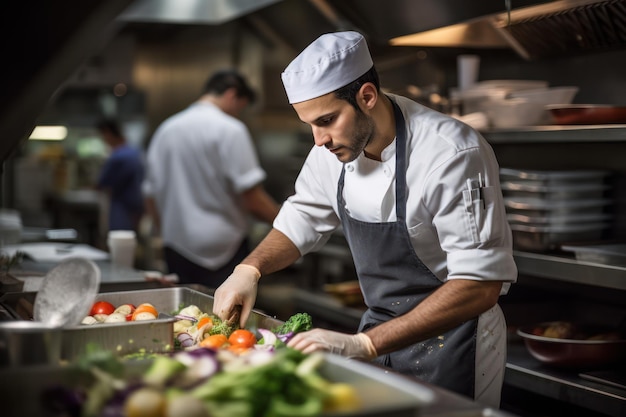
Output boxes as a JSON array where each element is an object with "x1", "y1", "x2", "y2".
[{"x1": 96, "y1": 118, "x2": 145, "y2": 232}]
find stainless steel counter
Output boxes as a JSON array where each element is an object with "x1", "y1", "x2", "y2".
[{"x1": 505, "y1": 342, "x2": 626, "y2": 417}]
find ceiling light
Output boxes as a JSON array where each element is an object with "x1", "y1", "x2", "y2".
[{"x1": 28, "y1": 125, "x2": 68, "y2": 141}]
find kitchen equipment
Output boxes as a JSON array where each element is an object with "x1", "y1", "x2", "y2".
[
  {"x1": 0, "y1": 321, "x2": 61, "y2": 367},
  {"x1": 509, "y1": 222, "x2": 610, "y2": 251},
  {"x1": 561, "y1": 243, "x2": 626, "y2": 267},
  {"x1": 484, "y1": 97, "x2": 547, "y2": 128},
  {"x1": 457, "y1": 79, "x2": 548, "y2": 115},
  {"x1": 33, "y1": 257, "x2": 100, "y2": 327},
  {"x1": 547, "y1": 104, "x2": 626, "y2": 125},
  {"x1": 507, "y1": 212, "x2": 612, "y2": 227},
  {"x1": 508, "y1": 86, "x2": 579, "y2": 105},
  {"x1": 517, "y1": 321, "x2": 626, "y2": 369},
  {"x1": 500, "y1": 168, "x2": 611, "y2": 186},
  {"x1": 501, "y1": 181, "x2": 610, "y2": 200},
  {"x1": 0, "y1": 352, "x2": 436, "y2": 417},
  {"x1": 2, "y1": 287, "x2": 283, "y2": 361},
  {"x1": 579, "y1": 370, "x2": 626, "y2": 390},
  {"x1": 504, "y1": 197, "x2": 612, "y2": 218}
]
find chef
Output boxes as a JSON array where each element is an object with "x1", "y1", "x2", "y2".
[{"x1": 213, "y1": 31, "x2": 517, "y2": 408}]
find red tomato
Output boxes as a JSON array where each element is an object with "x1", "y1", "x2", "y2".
[
  {"x1": 90, "y1": 301, "x2": 115, "y2": 316},
  {"x1": 228, "y1": 329, "x2": 257, "y2": 348}
]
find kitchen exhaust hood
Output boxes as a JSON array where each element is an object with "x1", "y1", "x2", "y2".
[{"x1": 390, "y1": 0, "x2": 626, "y2": 60}]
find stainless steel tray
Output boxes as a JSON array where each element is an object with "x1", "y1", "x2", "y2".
[
  {"x1": 0, "y1": 353, "x2": 434, "y2": 417},
  {"x1": 0, "y1": 287, "x2": 283, "y2": 362}
]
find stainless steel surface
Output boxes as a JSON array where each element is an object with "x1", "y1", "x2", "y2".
[
  {"x1": 561, "y1": 243, "x2": 626, "y2": 267},
  {"x1": 483, "y1": 125, "x2": 626, "y2": 143},
  {"x1": 0, "y1": 348, "x2": 522, "y2": 417},
  {"x1": 506, "y1": 342, "x2": 626, "y2": 417},
  {"x1": 509, "y1": 222, "x2": 609, "y2": 251},
  {"x1": 491, "y1": 0, "x2": 626, "y2": 60},
  {"x1": 33, "y1": 258, "x2": 100, "y2": 327},
  {"x1": 92, "y1": 287, "x2": 283, "y2": 330},
  {"x1": 517, "y1": 322, "x2": 626, "y2": 368},
  {"x1": 513, "y1": 250, "x2": 626, "y2": 290},
  {"x1": 62, "y1": 317, "x2": 175, "y2": 360},
  {"x1": 1, "y1": 287, "x2": 283, "y2": 361},
  {"x1": 119, "y1": 0, "x2": 283, "y2": 25},
  {"x1": 0, "y1": 321, "x2": 61, "y2": 367}
]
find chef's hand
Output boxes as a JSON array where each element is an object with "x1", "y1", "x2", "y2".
[
  {"x1": 212, "y1": 264, "x2": 261, "y2": 328},
  {"x1": 288, "y1": 329, "x2": 377, "y2": 360}
]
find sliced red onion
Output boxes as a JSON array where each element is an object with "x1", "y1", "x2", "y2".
[
  {"x1": 175, "y1": 314, "x2": 198, "y2": 322},
  {"x1": 171, "y1": 353, "x2": 220, "y2": 388},
  {"x1": 257, "y1": 328, "x2": 277, "y2": 346},
  {"x1": 277, "y1": 331, "x2": 295, "y2": 343},
  {"x1": 176, "y1": 332, "x2": 194, "y2": 348}
]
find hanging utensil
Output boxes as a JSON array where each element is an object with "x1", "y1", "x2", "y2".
[{"x1": 33, "y1": 257, "x2": 100, "y2": 327}]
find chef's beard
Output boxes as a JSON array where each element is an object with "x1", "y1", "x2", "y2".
[{"x1": 339, "y1": 108, "x2": 376, "y2": 163}]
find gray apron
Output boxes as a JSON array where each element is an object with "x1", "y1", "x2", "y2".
[{"x1": 337, "y1": 99, "x2": 477, "y2": 398}]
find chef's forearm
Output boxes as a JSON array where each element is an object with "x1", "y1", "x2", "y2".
[
  {"x1": 240, "y1": 228, "x2": 301, "y2": 277},
  {"x1": 364, "y1": 279, "x2": 503, "y2": 355}
]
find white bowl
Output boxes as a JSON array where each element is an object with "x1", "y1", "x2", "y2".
[
  {"x1": 484, "y1": 98, "x2": 547, "y2": 128},
  {"x1": 509, "y1": 86, "x2": 579, "y2": 105}
]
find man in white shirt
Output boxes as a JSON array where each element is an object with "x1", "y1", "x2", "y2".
[
  {"x1": 143, "y1": 70, "x2": 279, "y2": 288},
  {"x1": 212, "y1": 33, "x2": 517, "y2": 407}
]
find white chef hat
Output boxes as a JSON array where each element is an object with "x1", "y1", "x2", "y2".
[{"x1": 281, "y1": 31, "x2": 373, "y2": 104}]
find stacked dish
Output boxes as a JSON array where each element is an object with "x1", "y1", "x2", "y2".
[{"x1": 500, "y1": 168, "x2": 614, "y2": 251}]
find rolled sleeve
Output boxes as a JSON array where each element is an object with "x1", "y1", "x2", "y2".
[{"x1": 447, "y1": 247, "x2": 517, "y2": 283}]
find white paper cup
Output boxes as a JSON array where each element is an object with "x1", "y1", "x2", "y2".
[
  {"x1": 457, "y1": 54, "x2": 480, "y2": 91},
  {"x1": 107, "y1": 230, "x2": 137, "y2": 268}
]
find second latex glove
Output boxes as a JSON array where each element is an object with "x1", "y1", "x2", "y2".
[
  {"x1": 287, "y1": 329, "x2": 377, "y2": 360},
  {"x1": 212, "y1": 264, "x2": 261, "y2": 328}
]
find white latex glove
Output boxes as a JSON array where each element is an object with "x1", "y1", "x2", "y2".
[
  {"x1": 287, "y1": 329, "x2": 377, "y2": 360},
  {"x1": 212, "y1": 264, "x2": 261, "y2": 328}
]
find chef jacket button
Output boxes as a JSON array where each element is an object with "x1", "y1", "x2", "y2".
[
  {"x1": 346, "y1": 164, "x2": 354, "y2": 172},
  {"x1": 383, "y1": 168, "x2": 390, "y2": 177}
]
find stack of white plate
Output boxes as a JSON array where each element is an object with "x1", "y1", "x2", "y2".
[{"x1": 499, "y1": 168, "x2": 614, "y2": 251}]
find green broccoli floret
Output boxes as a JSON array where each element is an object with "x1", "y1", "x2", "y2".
[
  {"x1": 207, "y1": 316, "x2": 238, "y2": 338},
  {"x1": 272, "y1": 313, "x2": 313, "y2": 335}
]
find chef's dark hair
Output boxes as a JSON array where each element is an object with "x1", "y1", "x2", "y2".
[
  {"x1": 334, "y1": 66, "x2": 379, "y2": 111},
  {"x1": 202, "y1": 69, "x2": 257, "y2": 104},
  {"x1": 96, "y1": 118, "x2": 123, "y2": 138}
]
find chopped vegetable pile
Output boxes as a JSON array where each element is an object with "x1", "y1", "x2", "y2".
[
  {"x1": 173, "y1": 305, "x2": 313, "y2": 354},
  {"x1": 45, "y1": 346, "x2": 361, "y2": 417},
  {"x1": 82, "y1": 301, "x2": 159, "y2": 325}
]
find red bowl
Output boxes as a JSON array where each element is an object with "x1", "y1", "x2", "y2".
[
  {"x1": 547, "y1": 105, "x2": 626, "y2": 125},
  {"x1": 517, "y1": 322, "x2": 626, "y2": 369}
]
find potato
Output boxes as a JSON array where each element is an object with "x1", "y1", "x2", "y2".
[
  {"x1": 104, "y1": 312, "x2": 128, "y2": 323},
  {"x1": 542, "y1": 321, "x2": 577, "y2": 339}
]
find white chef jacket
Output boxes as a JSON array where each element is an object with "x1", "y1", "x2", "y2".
[
  {"x1": 143, "y1": 101, "x2": 266, "y2": 269},
  {"x1": 274, "y1": 94, "x2": 517, "y2": 407}
]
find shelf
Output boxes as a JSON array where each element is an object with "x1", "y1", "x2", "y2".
[
  {"x1": 505, "y1": 342, "x2": 626, "y2": 417},
  {"x1": 513, "y1": 250, "x2": 626, "y2": 291},
  {"x1": 482, "y1": 125, "x2": 626, "y2": 144}
]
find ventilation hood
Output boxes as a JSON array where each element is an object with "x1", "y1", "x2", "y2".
[{"x1": 389, "y1": 0, "x2": 626, "y2": 60}]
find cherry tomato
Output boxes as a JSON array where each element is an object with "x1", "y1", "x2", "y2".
[
  {"x1": 131, "y1": 303, "x2": 158, "y2": 320},
  {"x1": 90, "y1": 301, "x2": 115, "y2": 316},
  {"x1": 200, "y1": 334, "x2": 228, "y2": 349},
  {"x1": 228, "y1": 329, "x2": 257, "y2": 348}
]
